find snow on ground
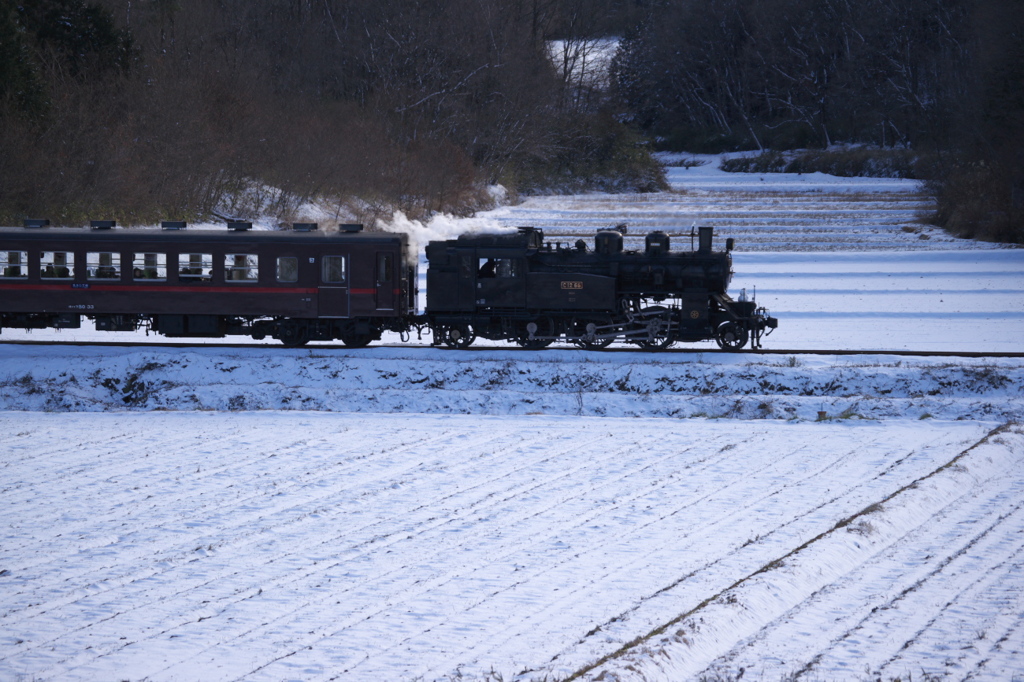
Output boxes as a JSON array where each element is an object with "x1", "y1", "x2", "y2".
[
  {"x1": 2, "y1": 158, "x2": 1024, "y2": 681},
  {"x1": 2, "y1": 413, "x2": 1022, "y2": 682}
]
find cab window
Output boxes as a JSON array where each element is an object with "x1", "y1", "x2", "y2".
[{"x1": 495, "y1": 258, "x2": 521, "y2": 278}]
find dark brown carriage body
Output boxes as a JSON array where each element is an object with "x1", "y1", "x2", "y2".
[{"x1": 0, "y1": 226, "x2": 414, "y2": 346}]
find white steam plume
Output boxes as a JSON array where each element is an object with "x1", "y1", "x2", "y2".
[{"x1": 375, "y1": 211, "x2": 516, "y2": 263}]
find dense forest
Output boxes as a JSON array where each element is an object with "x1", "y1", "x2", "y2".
[
  {"x1": 0, "y1": 0, "x2": 1020, "y2": 242},
  {"x1": 612, "y1": 0, "x2": 1023, "y2": 242},
  {"x1": 0, "y1": 0, "x2": 661, "y2": 225}
]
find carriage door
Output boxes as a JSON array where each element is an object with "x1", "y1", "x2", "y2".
[
  {"x1": 319, "y1": 255, "x2": 350, "y2": 317},
  {"x1": 376, "y1": 252, "x2": 395, "y2": 310}
]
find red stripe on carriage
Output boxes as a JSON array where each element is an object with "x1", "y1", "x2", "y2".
[{"x1": 0, "y1": 283, "x2": 320, "y2": 294}]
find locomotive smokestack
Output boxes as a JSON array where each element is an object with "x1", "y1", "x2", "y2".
[{"x1": 698, "y1": 226, "x2": 713, "y2": 253}]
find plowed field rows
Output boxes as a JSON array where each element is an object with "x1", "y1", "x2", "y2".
[{"x1": 2, "y1": 414, "x2": 1022, "y2": 681}]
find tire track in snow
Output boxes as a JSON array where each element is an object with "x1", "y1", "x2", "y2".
[
  {"x1": 577, "y1": 423, "x2": 1021, "y2": 682},
  {"x1": 226, "y1": 429, "x2": 975, "y2": 680},
  {"x1": 699, "y1": 455, "x2": 1024, "y2": 679},
  {"x1": 445, "y1": 429, "x2": 980, "y2": 678}
]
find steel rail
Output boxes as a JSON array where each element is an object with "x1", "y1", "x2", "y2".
[{"x1": 2, "y1": 339, "x2": 1022, "y2": 358}]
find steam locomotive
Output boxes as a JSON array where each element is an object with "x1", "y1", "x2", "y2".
[
  {"x1": 0, "y1": 220, "x2": 775, "y2": 350},
  {"x1": 427, "y1": 225, "x2": 775, "y2": 350}
]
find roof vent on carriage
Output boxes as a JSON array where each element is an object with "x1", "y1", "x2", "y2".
[
  {"x1": 227, "y1": 221, "x2": 252, "y2": 231},
  {"x1": 91, "y1": 220, "x2": 116, "y2": 230},
  {"x1": 23, "y1": 219, "x2": 50, "y2": 228},
  {"x1": 161, "y1": 221, "x2": 187, "y2": 230},
  {"x1": 293, "y1": 222, "x2": 318, "y2": 232},
  {"x1": 339, "y1": 223, "x2": 363, "y2": 233}
]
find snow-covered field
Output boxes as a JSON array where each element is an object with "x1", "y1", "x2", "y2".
[
  {"x1": 2, "y1": 159, "x2": 1023, "y2": 681},
  {"x1": 3, "y1": 412, "x2": 1022, "y2": 682}
]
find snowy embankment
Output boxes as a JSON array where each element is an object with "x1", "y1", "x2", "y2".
[{"x1": 1, "y1": 345, "x2": 1023, "y2": 422}]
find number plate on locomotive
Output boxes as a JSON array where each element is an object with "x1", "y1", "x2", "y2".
[{"x1": 560, "y1": 281, "x2": 583, "y2": 290}]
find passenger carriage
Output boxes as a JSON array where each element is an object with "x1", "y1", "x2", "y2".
[{"x1": 0, "y1": 221, "x2": 415, "y2": 347}]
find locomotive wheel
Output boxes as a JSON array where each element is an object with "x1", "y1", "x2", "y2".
[
  {"x1": 636, "y1": 306, "x2": 674, "y2": 350},
  {"x1": 444, "y1": 324, "x2": 476, "y2": 349},
  {"x1": 517, "y1": 317, "x2": 554, "y2": 350},
  {"x1": 577, "y1": 319, "x2": 615, "y2": 349},
  {"x1": 715, "y1": 321, "x2": 749, "y2": 351},
  {"x1": 638, "y1": 326, "x2": 673, "y2": 350},
  {"x1": 582, "y1": 335, "x2": 614, "y2": 350}
]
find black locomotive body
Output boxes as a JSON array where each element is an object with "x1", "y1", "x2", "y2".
[
  {"x1": 425, "y1": 225, "x2": 776, "y2": 350},
  {"x1": 0, "y1": 224, "x2": 414, "y2": 347}
]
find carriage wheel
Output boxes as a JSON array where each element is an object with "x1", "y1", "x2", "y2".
[
  {"x1": 278, "y1": 323, "x2": 309, "y2": 347},
  {"x1": 340, "y1": 331, "x2": 373, "y2": 348}
]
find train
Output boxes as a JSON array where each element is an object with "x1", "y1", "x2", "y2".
[{"x1": 0, "y1": 220, "x2": 776, "y2": 350}]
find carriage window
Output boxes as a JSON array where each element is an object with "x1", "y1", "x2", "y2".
[
  {"x1": 41, "y1": 251, "x2": 74, "y2": 279},
  {"x1": 1, "y1": 251, "x2": 27, "y2": 279},
  {"x1": 87, "y1": 252, "x2": 121, "y2": 280},
  {"x1": 322, "y1": 255, "x2": 346, "y2": 284},
  {"x1": 225, "y1": 254, "x2": 258, "y2": 282},
  {"x1": 132, "y1": 253, "x2": 167, "y2": 280},
  {"x1": 179, "y1": 253, "x2": 212, "y2": 282},
  {"x1": 377, "y1": 253, "x2": 393, "y2": 284},
  {"x1": 277, "y1": 257, "x2": 298, "y2": 283}
]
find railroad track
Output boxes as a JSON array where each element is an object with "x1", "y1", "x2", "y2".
[{"x1": 3, "y1": 339, "x2": 1022, "y2": 358}]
